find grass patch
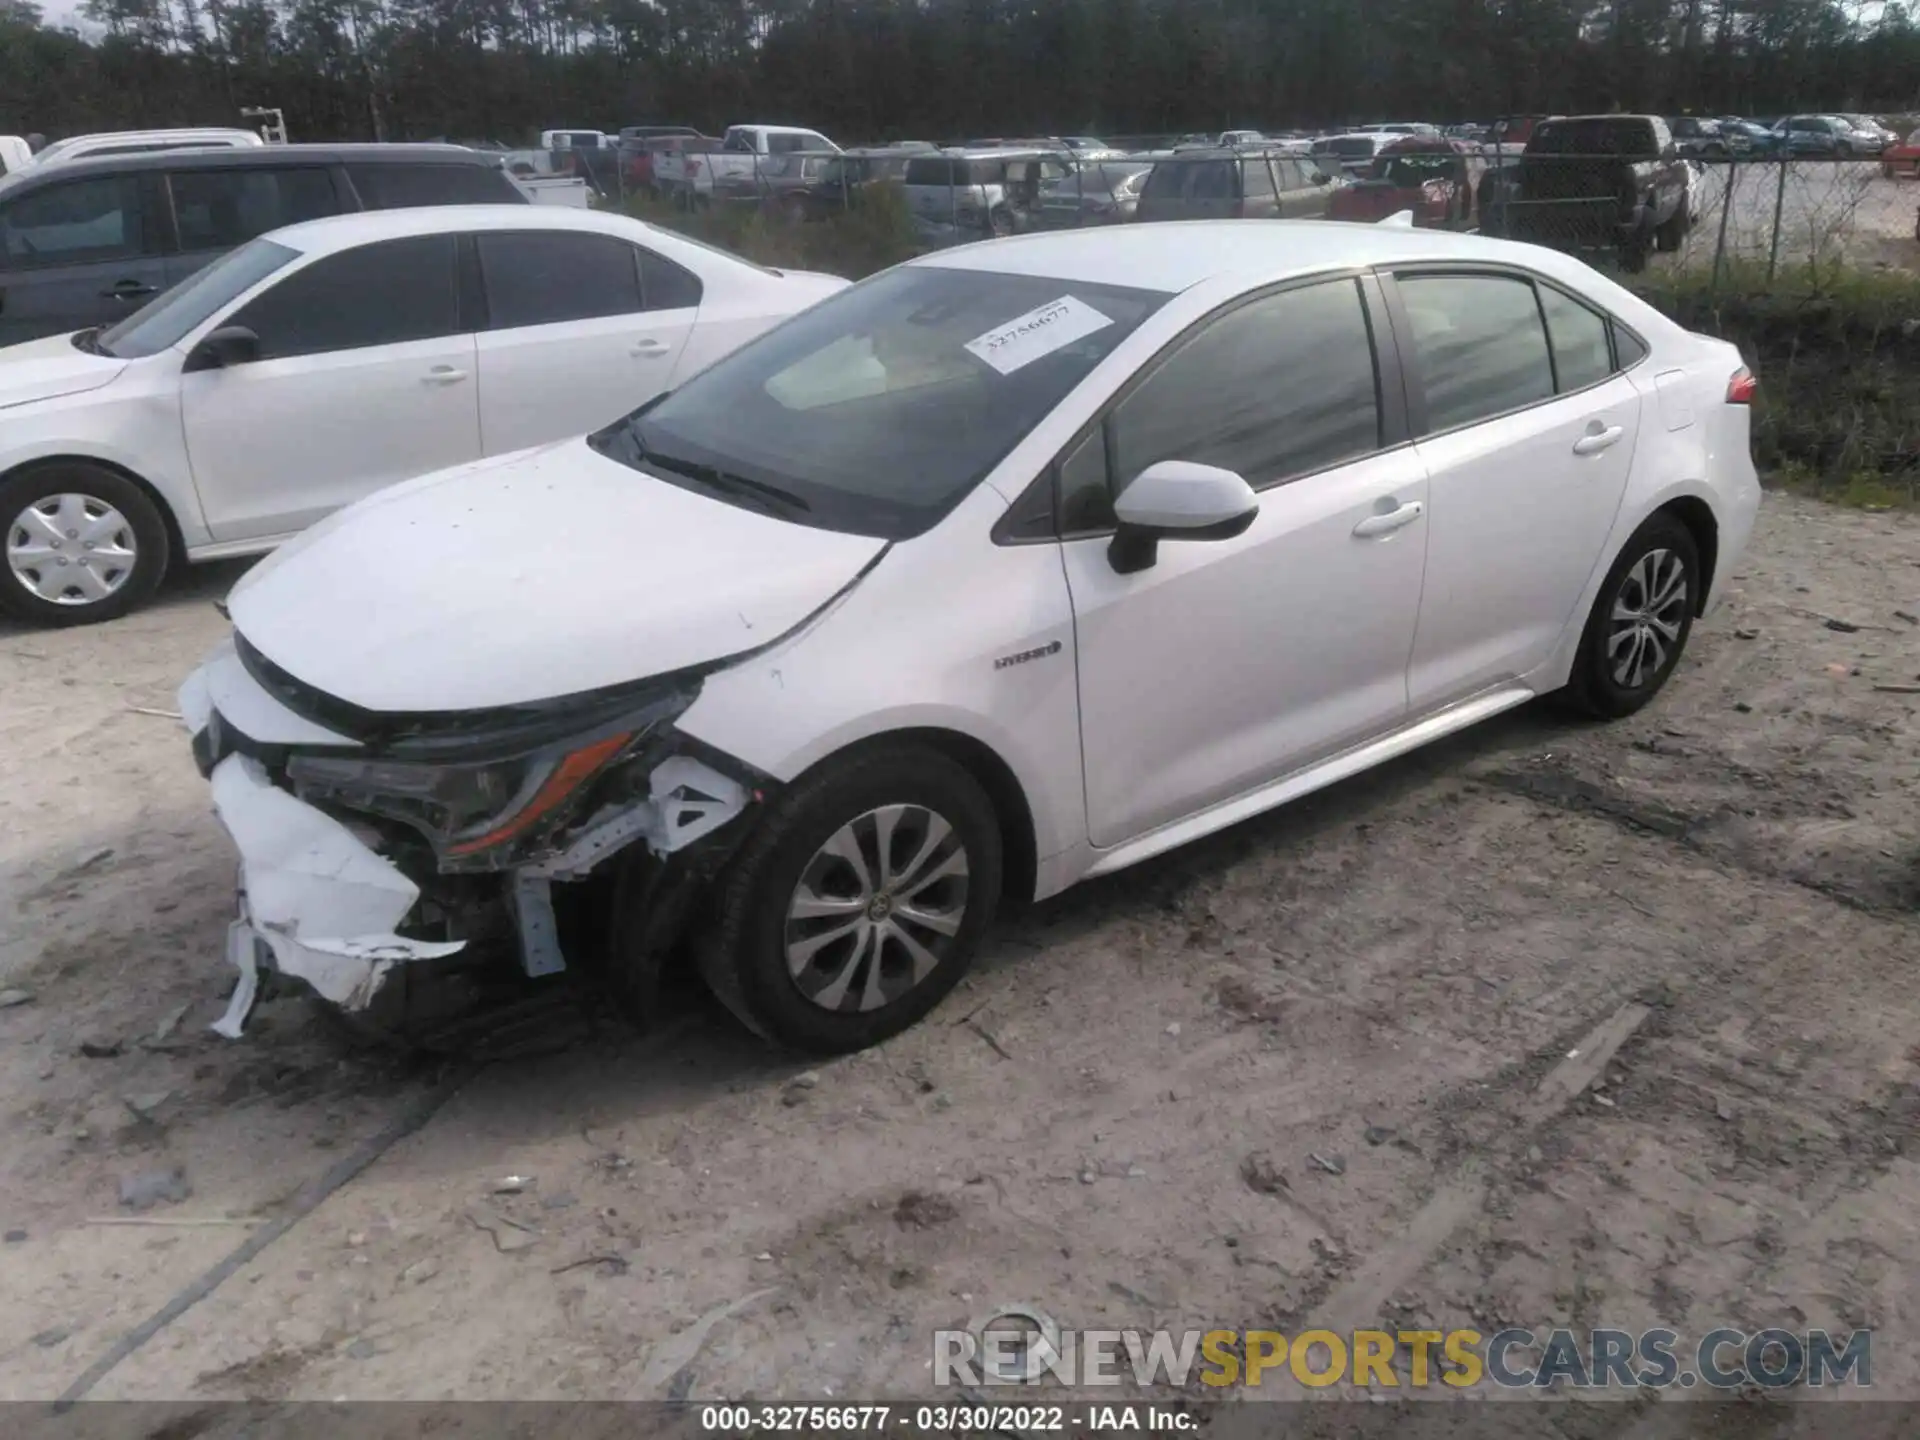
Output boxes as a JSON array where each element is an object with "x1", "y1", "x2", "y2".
[
  {"x1": 614, "y1": 184, "x2": 923, "y2": 281},
  {"x1": 1637, "y1": 261, "x2": 1920, "y2": 505}
]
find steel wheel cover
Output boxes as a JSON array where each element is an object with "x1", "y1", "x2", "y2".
[{"x1": 7, "y1": 493, "x2": 139, "y2": 606}]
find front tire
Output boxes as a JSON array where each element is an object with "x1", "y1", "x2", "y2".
[
  {"x1": 1655, "y1": 197, "x2": 1689, "y2": 251},
  {"x1": 697, "y1": 745, "x2": 1003, "y2": 1054},
  {"x1": 1558, "y1": 513, "x2": 1700, "y2": 719},
  {"x1": 0, "y1": 462, "x2": 169, "y2": 626}
]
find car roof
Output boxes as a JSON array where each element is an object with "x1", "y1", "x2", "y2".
[
  {"x1": 0, "y1": 142, "x2": 494, "y2": 195},
  {"x1": 912, "y1": 219, "x2": 1600, "y2": 295},
  {"x1": 264, "y1": 203, "x2": 652, "y2": 254}
]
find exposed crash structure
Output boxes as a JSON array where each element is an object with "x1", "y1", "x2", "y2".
[{"x1": 181, "y1": 632, "x2": 758, "y2": 1038}]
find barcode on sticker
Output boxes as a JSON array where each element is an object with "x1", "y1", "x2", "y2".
[{"x1": 964, "y1": 296, "x2": 1113, "y2": 376}]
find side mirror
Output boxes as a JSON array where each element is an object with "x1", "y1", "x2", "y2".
[
  {"x1": 184, "y1": 325, "x2": 259, "y2": 373},
  {"x1": 1108, "y1": 460, "x2": 1258, "y2": 574}
]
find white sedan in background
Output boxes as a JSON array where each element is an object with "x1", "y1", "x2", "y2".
[
  {"x1": 183, "y1": 221, "x2": 1761, "y2": 1055},
  {"x1": 0, "y1": 205, "x2": 845, "y2": 624}
]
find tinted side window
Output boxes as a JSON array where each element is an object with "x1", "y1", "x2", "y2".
[
  {"x1": 904, "y1": 157, "x2": 955, "y2": 186},
  {"x1": 1241, "y1": 158, "x2": 1276, "y2": 198},
  {"x1": 478, "y1": 231, "x2": 643, "y2": 328},
  {"x1": 0, "y1": 175, "x2": 148, "y2": 268},
  {"x1": 228, "y1": 235, "x2": 460, "y2": 359},
  {"x1": 1538, "y1": 285, "x2": 1613, "y2": 392},
  {"x1": 169, "y1": 168, "x2": 339, "y2": 252},
  {"x1": 1398, "y1": 273, "x2": 1553, "y2": 431},
  {"x1": 639, "y1": 248, "x2": 703, "y2": 310},
  {"x1": 1613, "y1": 324, "x2": 1648, "y2": 367},
  {"x1": 347, "y1": 163, "x2": 514, "y2": 209},
  {"x1": 1111, "y1": 278, "x2": 1382, "y2": 492}
]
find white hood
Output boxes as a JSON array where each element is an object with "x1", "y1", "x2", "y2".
[
  {"x1": 227, "y1": 438, "x2": 886, "y2": 713},
  {"x1": 0, "y1": 331, "x2": 127, "y2": 410}
]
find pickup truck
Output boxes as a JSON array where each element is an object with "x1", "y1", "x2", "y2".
[
  {"x1": 1493, "y1": 113, "x2": 1691, "y2": 271},
  {"x1": 653, "y1": 124, "x2": 839, "y2": 204}
]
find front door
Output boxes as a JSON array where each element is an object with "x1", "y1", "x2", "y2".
[
  {"x1": 182, "y1": 233, "x2": 481, "y2": 542},
  {"x1": 0, "y1": 172, "x2": 167, "y2": 345},
  {"x1": 471, "y1": 229, "x2": 696, "y2": 454},
  {"x1": 1388, "y1": 269, "x2": 1642, "y2": 710},
  {"x1": 1060, "y1": 276, "x2": 1430, "y2": 848}
]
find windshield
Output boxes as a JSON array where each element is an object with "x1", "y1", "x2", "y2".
[
  {"x1": 1373, "y1": 153, "x2": 1457, "y2": 184},
  {"x1": 1044, "y1": 162, "x2": 1149, "y2": 196},
  {"x1": 590, "y1": 266, "x2": 1167, "y2": 539},
  {"x1": 1528, "y1": 118, "x2": 1659, "y2": 156},
  {"x1": 1328, "y1": 137, "x2": 1378, "y2": 158},
  {"x1": 98, "y1": 238, "x2": 297, "y2": 358}
]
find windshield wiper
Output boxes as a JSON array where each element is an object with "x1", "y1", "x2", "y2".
[{"x1": 630, "y1": 437, "x2": 811, "y2": 515}]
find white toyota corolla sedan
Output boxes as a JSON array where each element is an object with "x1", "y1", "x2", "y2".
[
  {"x1": 0, "y1": 205, "x2": 845, "y2": 624},
  {"x1": 181, "y1": 220, "x2": 1761, "y2": 1053}
]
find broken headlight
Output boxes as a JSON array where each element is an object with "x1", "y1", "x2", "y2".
[{"x1": 285, "y1": 688, "x2": 696, "y2": 868}]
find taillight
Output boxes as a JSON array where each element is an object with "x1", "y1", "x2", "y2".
[{"x1": 1726, "y1": 366, "x2": 1757, "y2": 404}]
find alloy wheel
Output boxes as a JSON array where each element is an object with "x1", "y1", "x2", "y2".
[
  {"x1": 784, "y1": 804, "x2": 970, "y2": 1013},
  {"x1": 7, "y1": 493, "x2": 139, "y2": 606},
  {"x1": 1608, "y1": 547, "x2": 1689, "y2": 689}
]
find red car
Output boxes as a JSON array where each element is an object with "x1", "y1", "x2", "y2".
[
  {"x1": 1326, "y1": 138, "x2": 1483, "y2": 227},
  {"x1": 1882, "y1": 130, "x2": 1920, "y2": 177}
]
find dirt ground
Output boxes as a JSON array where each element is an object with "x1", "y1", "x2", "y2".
[{"x1": 0, "y1": 493, "x2": 1916, "y2": 1409}]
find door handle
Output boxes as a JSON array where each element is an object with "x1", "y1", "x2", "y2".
[
  {"x1": 423, "y1": 365, "x2": 469, "y2": 385},
  {"x1": 1352, "y1": 500, "x2": 1424, "y2": 538},
  {"x1": 1572, "y1": 424, "x2": 1624, "y2": 455},
  {"x1": 630, "y1": 339, "x2": 671, "y2": 358},
  {"x1": 101, "y1": 280, "x2": 158, "y2": 300}
]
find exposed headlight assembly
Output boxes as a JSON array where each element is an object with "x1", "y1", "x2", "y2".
[{"x1": 286, "y1": 684, "x2": 698, "y2": 871}]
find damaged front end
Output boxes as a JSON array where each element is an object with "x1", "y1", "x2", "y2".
[{"x1": 182, "y1": 634, "x2": 762, "y2": 1037}]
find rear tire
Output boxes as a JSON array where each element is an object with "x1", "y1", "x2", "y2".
[
  {"x1": 696, "y1": 745, "x2": 1003, "y2": 1054},
  {"x1": 1556, "y1": 512, "x2": 1700, "y2": 720},
  {"x1": 0, "y1": 462, "x2": 169, "y2": 626}
]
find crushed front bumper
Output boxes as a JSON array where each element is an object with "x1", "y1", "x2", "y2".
[
  {"x1": 208, "y1": 753, "x2": 464, "y2": 1037},
  {"x1": 182, "y1": 638, "x2": 755, "y2": 1038}
]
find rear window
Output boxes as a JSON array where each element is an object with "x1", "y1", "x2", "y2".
[
  {"x1": 1328, "y1": 138, "x2": 1377, "y2": 158},
  {"x1": 1527, "y1": 118, "x2": 1660, "y2": 156},
  {"x1": 347, "y1": 162, "x2": 520, "y2": 209}
]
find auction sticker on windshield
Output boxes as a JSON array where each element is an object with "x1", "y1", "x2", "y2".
[{"x1": 965, "y1": 296, "x2": 1113, "y2": 375}]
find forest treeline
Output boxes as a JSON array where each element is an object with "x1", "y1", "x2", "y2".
[{"x1": 4, "y1": 0, "x2": 1919, "y2": 148}]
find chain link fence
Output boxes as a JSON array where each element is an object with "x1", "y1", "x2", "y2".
[{"x1": 612, "y1": 138, "x2": 1917, "y2": 297}]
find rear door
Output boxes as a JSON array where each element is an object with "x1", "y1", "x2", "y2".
[
  {"x1": 0, "y1": 171, "x2": 167, "y2": 344},
  {"x1": 1274, "y1": 157, "x2": 1329, "y2": 216},
  {"x1": 181, "y1": 234, "x2": 480, "y2": 541},
  {"x1": 161, "y1": 164, "x2": 342, "y2": 290},
  {"x1": 472, "y1": 229, "x2": 701, "y2": 453},
  {"x1": 1238, "y1": 156, "x2": 1279, "y2": 217},
  {"x1": 1389, "y1": 268, "x2": 1643, "y2": 710}
]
